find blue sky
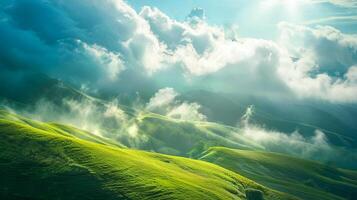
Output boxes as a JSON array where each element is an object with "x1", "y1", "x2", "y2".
[{"x1": 127, "y1": 0, "x2": 357, "y2": 39}]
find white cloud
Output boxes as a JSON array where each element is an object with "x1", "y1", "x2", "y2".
[
  {"x1": 109, "y1": 1, "x2": 168, "y2": 74},
  {"x1": 346, "y1": 65, "x2": 357, "y2": 82},
  {"x1": 21, "y1": 97, "x2": 128, "y2": 137},
  {"x1": 80, "y1": 41, "x2": 125, "y2": 81},
  {"x1": 146, "y1": 87, "x2": 178, "y2": 112},
  {"x1": 167, "y1": 102, "x2": 207, "y2": 121},
  {"x1": 311, "y1": 0, "x2": 357, "y2": 7},
  {"x1": 278, "y1": 22, "x2": 357, "y2": 102},
  {"x1": 140, "y1": 7, "x2": 252, "y2": 75},
  {"x1": 278, "y1": 22, "x2": 357, "y2": 73},
  {"x1": 303, "y1": 15, "x2": 357, "y2": 25},
  {"x1": 140, "y1": 7, "x2": 186, "y2": 50},
  {"x1": 2, "y1": 0, "x2": 357, "y2": 103},
  {"x1": 104, "y1": 100, "x2": 127, "y2": 121},
  {"x1": 146, "y1": 87, "x2": 207, "y2": 121},
  {"x1": 138, "y1": 7, "x2": 290, "y2": 95},
  {"x1": 138, "y1": 8, "x2": 357, "y2": 103}
]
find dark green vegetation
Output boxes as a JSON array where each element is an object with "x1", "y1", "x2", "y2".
[
  {"x1": 245, "y1": 188, "x2": 264, "y2": 200},
  {"x1": 0, "y1": 110, "x2": 294, "y2": 200},
  {"x1": 200, "y1": 147, "x2": 357, "y2": 200}
]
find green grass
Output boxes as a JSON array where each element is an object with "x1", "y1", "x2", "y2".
[
  {"x1": 199, "y1": 147, "x2": 357, "y2": 200},
  {"x1": 0, "y1": 110, "x2": 125, "y2": 148},
  {"x1": 121, "y1": 112, "x2": 262, "y2": 157},
  {"x1": 0, "y1": 110, "x2": 295, "y2": 200}
]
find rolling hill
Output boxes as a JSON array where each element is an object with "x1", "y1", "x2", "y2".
[
  {"x1": 2, "y1": 75, "x2": 357, "y2": 169},
  {"x1": 199, "y1": 147, "x2": 357, "y2": 200},
  {"x1": 121, "y1": 112, "x2": 262, "y2": 156},
  {"x1": 0, "y1": 75, "x2": 264, "y2": 157},
  {"x1": 0, "y1": 110, "x2": 295, "y2": 200}
]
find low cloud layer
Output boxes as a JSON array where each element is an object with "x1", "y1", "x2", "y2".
[
  {"x1": 237, "y1": 105, "x2": 356, "y2": 166},
  {"x1": 239, "y1": 105, "x2": 333, "y2": 159},
  {"x1": 2, "y1": 93, "x2": 356, "y2": 167},
  {"x1": 146, "y1": 88, "x2": 207, "y2": 121},
  {"x1": 2, "y1": 96, "x2": 152, "y2": 148}
]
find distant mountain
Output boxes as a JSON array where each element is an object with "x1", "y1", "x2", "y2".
[{"x1": 180, "y1": 90, "x2": 357, "y2": 148}]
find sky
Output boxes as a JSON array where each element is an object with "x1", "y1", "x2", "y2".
[
  {"x1": 127, "y1": 0, "x2": 357, "y2": 38},
  {"x1": 1, "y1": 0, "x2": 357, "y2": 103}
]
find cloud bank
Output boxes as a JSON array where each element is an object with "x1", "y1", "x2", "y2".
[
  {"x1": 1, "y1": 0, "x2": 357, "y2": 103},
  {"x1": 278, "y1": 23, "x2": 357, "y2": 102},
  {"x1": 312, "y1": 0, "x2": 357, "y2": 7}
]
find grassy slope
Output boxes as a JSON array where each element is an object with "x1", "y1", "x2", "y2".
[
  {"x1": 200, "y1": 147, "x2": 357, "y2": 200},
  {"x1": 0, "y1": 110, "x2": 125, "y2": 148},
  {"x1": 3, "y1": 78, "x2": 355, "y2": 169},
  {"x1": 127, "y1": 112, "x2": 261, "y2": 157},
  {"x1": 0, "y1": 78, "x2": 261, "y2": 158},
  {"x1": 0, "y1": 110, "x2": 294, "y2": 200}
]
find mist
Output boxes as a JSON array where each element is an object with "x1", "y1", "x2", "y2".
[{"x1": 236, "y1": 105, "x2": 357, "y2": 168}]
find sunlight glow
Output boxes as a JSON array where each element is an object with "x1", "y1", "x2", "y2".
[
  {"x1": 260, "y1": 0, "x2": 304, "y2": 14},
  {"x1": 259, "y1": 0, "x2": 308, "y2": 18}
]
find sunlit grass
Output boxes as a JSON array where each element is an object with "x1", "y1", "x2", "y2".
[{"x1": 0, "y1": 110, "x2": 294, "y2": 200}]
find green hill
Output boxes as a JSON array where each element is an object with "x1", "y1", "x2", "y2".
[
  {"x1": 0, "y1": 110, "x2": 295, "y2": 200},
  {"x1": 2, "y1": 76, "x2": 356, "y2": 169},
  {"x1": 123, "y1": 112, "x2": 261, "y2": 157},
  {"x1": 199, "y1": 147, "x2": 357, "y2": 200},
  {"x1": 0, "y1": 110, "x2": 125, "y2": 148},
  {"x1": 0, "y1": 76, "x2": 261, "y2": 158}
]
